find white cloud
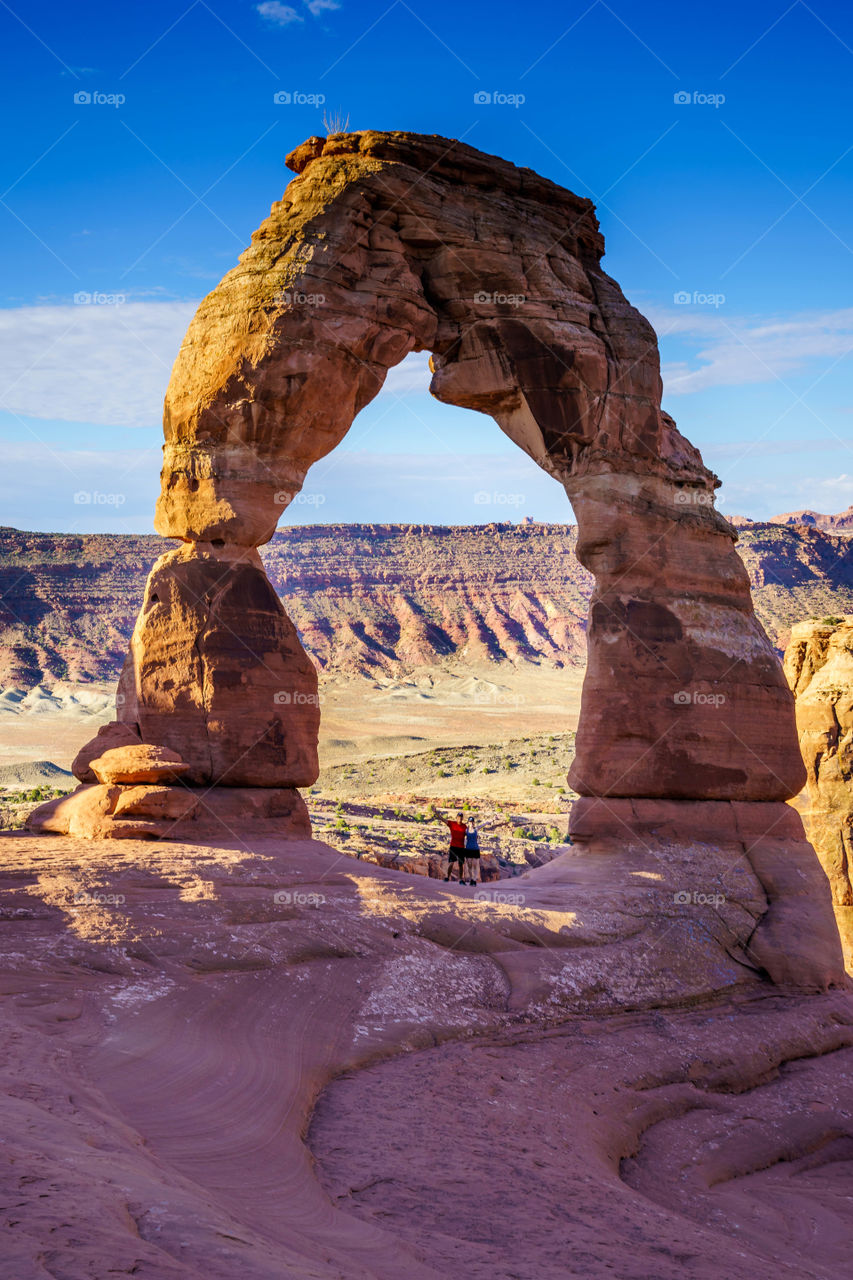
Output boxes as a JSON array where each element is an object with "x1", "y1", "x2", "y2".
[
  {"x1": 0, "y1": 441, "x2": 159, "y2": 534},
  {"x1": 305, "y1": 0, "x2": 340, "y2": 14},
  {"x1": 256, "y1": 2, "x2": 304, "y2": 25},
  {"x1": 4, "y1": 295, "x2": 851, "y2": 441},
  {"x1": 648, "y1": 306, "x2": 853, "y2": 396},
  {"x1": 0, "y1": 304, "x2": 437, "y2": 431},
  {"x1": 0, "y1": 300, "x2": 197, "y2": 428},
  {"x1": 381, "y1": 349, "x2": 433, "y2": 394}
]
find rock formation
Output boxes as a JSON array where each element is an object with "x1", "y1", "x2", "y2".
[
  {"x1": 134, "y1": 129, "x2": 798, "y2": 807},
  {"x1": 32, "y1": 133, "x2": 825, "y2": 899},
  {"x1": 784, "y1": 616, "x2": 853, "y2": 967},
  {"x1": 771, "y1": 503, "x2": 853, "y2": 533}
]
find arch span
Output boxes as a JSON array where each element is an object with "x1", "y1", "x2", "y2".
[{"x1": 117, "y1": 131, "x2": 804, "y2": 804}]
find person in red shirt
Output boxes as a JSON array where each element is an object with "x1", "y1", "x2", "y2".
[{"x1": 441, "y1": 811, "x2": 468, "y2": 883}]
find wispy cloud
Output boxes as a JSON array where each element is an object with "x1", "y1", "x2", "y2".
[
  {"x1": 0, "y1": 300, "x2": 198, "y2": 428},
  {"x1": 648, "y1": 305, "x2": 853, "y2": 395},
  {"x1": 256, "y1": 0, "x2": 340, "y2": 26},
  {"x1": 256, "y1": 2, "x2": 304, "y2": 26},
  {"x1": 0, "y1": 301, "x2": 434, "y2": 430}
]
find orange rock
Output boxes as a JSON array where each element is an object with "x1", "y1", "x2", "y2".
[
  {"x1": 27, "y1": 781, "x2": 308, "y2": 840},
  {"x1": 569, "y1": 796, "x2": 846, "y2": 991},
  {"x1": 784, "y1": 616, "x2": 853, "y2": 968},
  {"x1": 28, "y1": 784, "x2": 120, "y2": 836},
  {"x1": 89, "y1": 745, "x2": 190, "y2": 785},
  {"x1": 184, "y1": 786, "x2": 311, "y2": 839},
  {"x1": 112, "y1": 785, "x2": 199, "y2": 821},
  {"x1": 71, "y1": 720, "x2": 142, "y2": 783},
  {"x1": 116, "y1": 543, "x2": 319, "y2": 788}
]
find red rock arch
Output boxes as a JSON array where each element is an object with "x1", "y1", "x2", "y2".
[{"x1": 117, "y1": 131, "x2": 804, "y2": 806}]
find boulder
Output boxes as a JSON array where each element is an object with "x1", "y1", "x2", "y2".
[
  {"x1": 28, "y1": 784, "x2": 121, "y2": 836},
  {"x1": 89, "y1": 745, "x2": 190, "y2": 786},
  {"x1": 27, "y1": 781, "x2": 308, "y2": 841},
  {"x1": 113, "y1": 786, "x2": 199, "y2": 822},
  {"x1": 71, "y1": 720, "x2": 142, "y2": 783},
  {"x1": 25, "y1": 784, "x2": 160, "y2": 840}
]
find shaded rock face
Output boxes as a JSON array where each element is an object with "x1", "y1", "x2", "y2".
[
  {"x1": 121, "y1": 129, "x2": 801, "y2": 808},
  {"x1": 784, "y1": 616, "x2": 853, "y2": 967},
  {"x1": 118, "y1": 543, "x2": 319, "y2": 788}
]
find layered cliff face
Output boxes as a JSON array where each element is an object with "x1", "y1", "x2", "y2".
[
  {"x1": 785, "y1": 616, "x2": 853, "y2": 967},
  {"x1": 3, "y1": 521, "x2": 853, "y2": 690}
]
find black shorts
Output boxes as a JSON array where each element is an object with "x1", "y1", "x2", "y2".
[
  {"x1": 448, "y1": 848, "x2": 466, "y2": 862},
  {"x1": 464, "y1": 849, "x2": 480, "y2": 859}
]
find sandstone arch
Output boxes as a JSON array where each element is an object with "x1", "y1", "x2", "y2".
[{"x1": 116, "y1": 130, "x2": 803, "y2": 810}]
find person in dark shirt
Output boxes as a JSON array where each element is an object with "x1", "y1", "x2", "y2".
[
  {"x1": 441, "y1": 811, "x2": 468, "y2": 882},
  {"x1": 463, "y1": 818, "x2": 480, "y2": 885}
]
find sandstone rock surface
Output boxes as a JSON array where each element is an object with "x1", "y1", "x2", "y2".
[
  {"x1": 2, "y1": 829, "x2": 851, "y2": 1278},
  {"x1": 71, "y1": 720, "x2": 142, "y2": 783},
  {"x1": 784, "y1": 616, "x2": 853, "y2": 967},
  {"x1": 89, "y1": 744, "x2": 190, "y2": 785},
  {"x1": 116, "y1": 543, "x2": 319, "y2": 787},
  {"x1": 112, "y1": 784, "x2": 200, "y2": 822}
]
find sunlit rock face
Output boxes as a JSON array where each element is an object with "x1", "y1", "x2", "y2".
[{"x1": 785, "y1": 616, "x2": 853, "y2": 968}]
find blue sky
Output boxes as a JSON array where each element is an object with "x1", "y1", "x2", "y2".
[{"x1": 1, "y1": 0, "x2": 852, "y2": 532}]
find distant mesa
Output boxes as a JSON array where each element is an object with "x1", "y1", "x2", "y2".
[{"x1": 770, "y1": 503, "x2": 853, "y2": 534}]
